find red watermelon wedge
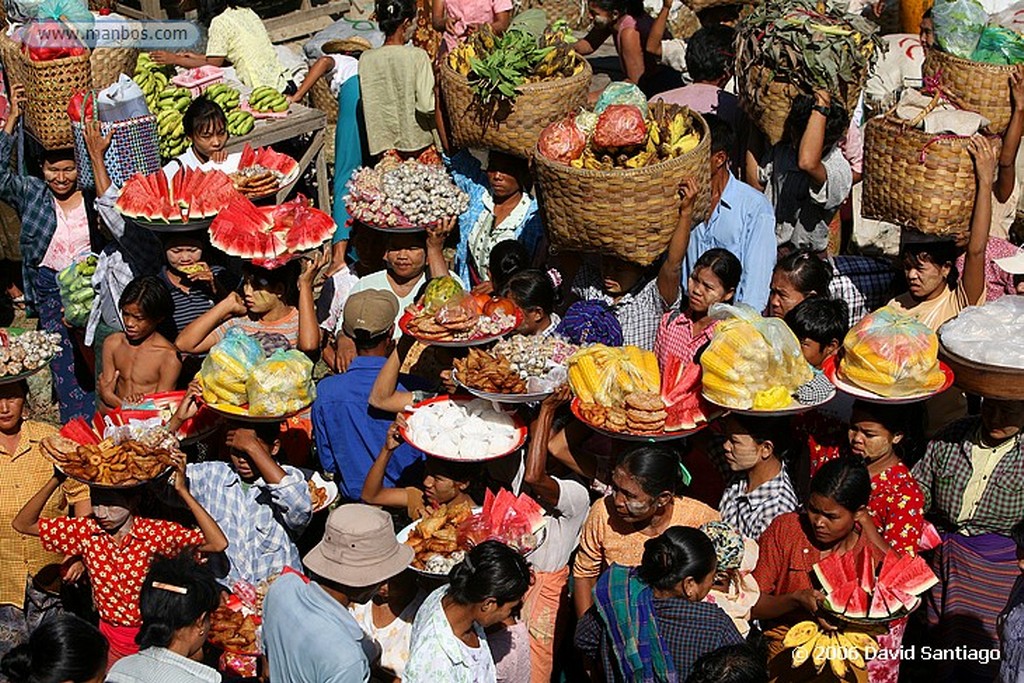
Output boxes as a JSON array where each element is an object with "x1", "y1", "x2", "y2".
[
  {"x1": 869, "y1": 585, "x2": 895, "y2": 619},
  {"x1": 886, "y1": 555, "x2": 938, "y2": 595},
  {"x1": 844, "y1": 587, "x2": 869, "y2": 618},
  {"x1": 825, "y1": 578, "x2": 858, "y2": 613},
  {"x1": 888, "y1": 586, "x2": 921, "y2": 612},
  {"x1": 813, "y1": 552, "x2": 848, "y2": 595},
  {"x1": 859, "y1": 547, "x2": 877, "y2": 593},
  {"x1": 270, "y1": 196, "x2": 336, "y2": 251},
  {"x1": 918, "y1": 523, "x2": 942, "y2": 551}
]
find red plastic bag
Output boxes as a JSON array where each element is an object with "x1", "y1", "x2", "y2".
[
  {"x1": 538, "y1": 116, "x2": 586, "y2": 164},
  {"x1": 593, "y1": 104, "x2": 647, "y2": 150}
]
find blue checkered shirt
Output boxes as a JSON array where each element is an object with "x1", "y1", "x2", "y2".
[{"x1": 185, "y1": 461, "x2": 312, "y2": 587}]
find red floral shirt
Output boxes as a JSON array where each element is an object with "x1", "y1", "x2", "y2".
[{"x1": 39, "y1": 516, "x2": 205, "y2": 626}]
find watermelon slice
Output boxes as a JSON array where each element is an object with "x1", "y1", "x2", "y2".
[
  {"x1": 116, "y1": 169, "x2": 242, "y2": 224},
  {"x1": 844, "y1": 587, "x2": 869, "y2": 619},
  {"x1": 888, "y1": 586, "x2": 921, "y2": 612},
  {"x1": 886, "y1": 555, "x2": 939, "y2": 596},
  {"x1": 270, "y1": 196, "x2": 337, "y2": 251},
  {"x1": 859, "y1": 547, "x2": 877, "y2": 593},
  {"x1": 825, "y1": 579, "x2": 858, "y2": 613},
  {"x1": 869, "y1": 585, "x2": 895, "y2": 619},
  {"x1": 660, "y1": 358, "x2": 710, "y2": 432},
  {"x1": 511, "y1": 492, "x2": 545, "y2": 533},
  {"x1": 878, "y1": 552, "x2": 914, "y2": 586},
  {"x1": 813, "y1": 552, "x2": 848, "y2": 595},
  {"x1": 210, "y1": 196, "x2": 284, "y2": 259},
  {"x1": 918, "y1": 523, "x2": 942, "y2": 551}
]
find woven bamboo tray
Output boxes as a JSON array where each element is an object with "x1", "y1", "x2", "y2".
[
  {"x1": 439, "y1": 58, "x2": 592, "y2": 158},
  {"x1": 737, "y1": 64, "x2": 862, "y2": 145},
  {"x1": 922, "y1": 49, "x2": 1015, "y2": 135},
  {"x1": 862, "y1": 113, "x2": 976, "y2": 237},
  {"x1": 939, "y1": 341, "x2": 1024, "y2": 400},
  {"x1": 535, "y1": 111, "x2": 711, "y2": 266},
  {"x1": 309, "y1": 74, "x2": 338, "y2": 124},
  {"x1": 91, "y1": 46, "x2": 139, "y2": 90}
]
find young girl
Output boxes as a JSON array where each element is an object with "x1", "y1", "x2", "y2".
[
  {"x1": 431, "y1": 0, "x2": 511, "y2": 54},
  {"x1": 98, "y1": 276, "x2": 181, "y2": 410},
  {"x1": 359, "y1": 0, "x2": 437, "y2": 158},
  {"x1": 13, "y1": 470, "x2": 228, "y2": 666},
  {"x1": 157, "y1": 233, "x2": 235, "y2": 340},
  {"x1": 501, "y1": 269, "x2": 560, "y2": 337},
  {"x1": 163, "y1": 97, "x2": 241, "y2": 175},
  {"x1": 1, "y1": 615, "x2": 107, "y2": 683},
  {"x1": 654, "y1": 247, "x2": 741, "y2": 371},
  {"x1": 575, "y1": 526, "x2": 743, "y2": 681},
  {"x1": 151, "y1": 0, "x2": 293, "y2": 92},
  {"x1": 767, "y1": 249, "x2": 834, "y2": 319},
  {"x1": 573, "y1": 0, "x2": 678, "y2": 97},
  {"x1": 176, "y1": 257, "x2": 322, "y2": 356},
  {"x1": 362, "y1": 420, "x2": 478, "y2": 520}
]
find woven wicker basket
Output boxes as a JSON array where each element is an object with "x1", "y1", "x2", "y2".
[
  {"x1": 439, "y1": 58, "x2": 592, "y2": 158},
  {"x1": 861, "y1": 113, "x2": 976, "y2": 237},
  {"x1": 737, "y1": 64, "x2": 863, "y2": 145},
  {"x1": 91, "y1": 46, "x2": 138, "y2": 90},
  {"x1": 309, "y1": 74, "x2": 338, "y2": 124},
  {"x1": 922, "y1": 49, "x2": 1015, "y2": 135},
  {"x1": 535, "y1": 112, "x2": 712, "y2": 266},
  {"x1": 524, "y1": 0, "x2": 589, "y2": 29}
]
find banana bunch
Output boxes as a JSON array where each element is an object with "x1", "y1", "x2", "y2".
[
  {"x1": 157, "y1": 86, "x2": 192, "y2": 113},
  {"x1": 568, "y1": 345, "x2": 659, "y2": 406},
  {"x1": 157, "y1": 109, "x2": 189, "y2": 160},
  {"x1": 205, "y1": 83, "x2": 241, "y2": 113},
  {"x1": 226, "y1": 109, "x2": 255, "y2": 136},
  {"x1": 133, "y1": 52, "x2": 174, "y2": 113},
  {"x1": 783, "y1": 621, "x2": 877, "y2": 678},
  {"x1": 649, "y1": 100, "x2": 701, "y2": 158},
  {"x1": 249, "y1": 86, "x2": 288, "y2": 113}
]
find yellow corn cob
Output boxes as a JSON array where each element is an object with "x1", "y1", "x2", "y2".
[
  {"x1": 642, "y1": 349, "x2": 661, "y2": 391},
  {"x1": 570, "y1": 355, "x2": 602, "y2": 404}
]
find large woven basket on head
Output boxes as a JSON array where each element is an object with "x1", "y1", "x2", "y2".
[
  {"x1": 535, "y1": 111, "x2": 712, "y2": 267},
  {"x1": 439, "y1": 58, "x2": 592, "y2": 158},
  {"x1": 524, "y1": 0, "x2": 589, "y2": 29},
  {"x1": 91, "y1": 46, "x2": 139, "y2": 90},
  {"x1": 737, "y1": 64, "x2": 863, "y2": 145},
  {"x1": 922, "y1": 49, "x2": 1015, "y2": 135},
  {"x1": 862, "y1": 111, "x2": 977, "y2": 237},
  {"x1": 309, "y1": 75, "x2": 339, "y2": 124}
]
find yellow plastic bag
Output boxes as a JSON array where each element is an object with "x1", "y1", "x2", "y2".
[
  {"x1": 200, "y1": 329, "x2": 265, "y2": 406},
  {"x1": 246, "y1": 350, "x2": 315, "y2": 416}
]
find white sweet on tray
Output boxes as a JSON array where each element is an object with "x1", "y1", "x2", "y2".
[
  {"x1": 941, "y1": 296, "x2": 1024, "y2": 369},
  {"x1": 407, "y1": 399, "x2": 519, "y2": 459}
]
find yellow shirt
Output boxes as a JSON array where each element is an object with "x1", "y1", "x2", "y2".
[
  {"x1": 0, "y1": 421, "x2": 89, "y2": 608},
  {"x1": 888, "y1": 281, "x2": 984, "y2": 332},
  {"x1": 958, "y1": 429, "x2": 1018, "y2": 524},
  {"x1": 206, "y1": 7, "x2": 288, "y2": 90}
]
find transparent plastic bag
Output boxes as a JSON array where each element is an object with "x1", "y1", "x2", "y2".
[
  {"x1": 200, "y1": 329, "x2": 265, "y2": 406},
  {"x1": 57, "y1": 255, "x2": 97, "y2": 328},
  {"x1": 246, "y1": 349, "x2": 315, "y2": 416},
  {"x1": 939, "y1": 296, "x2": 1024, "y2": 368},
  {"x1": 933, "y1": 0, "x2": 988, "y2": 59},
  {"x1": 594, "y1": 82, "x2": 648, "y2": 117},
  {"x1": 970, "y1": 25, "x2": 1024, "y2": 64},
  {"x1": 839, "y1": 306, "x2": 945, "y2": 397}
]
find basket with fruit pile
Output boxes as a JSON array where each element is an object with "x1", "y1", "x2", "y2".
[
  {"x1": 534, "y1": 100, "x2": 711, "y2": 267},
  {"x1": 452, "y1": 335, "x2": 578, "y2": 402},
  {"x1": 568, "y1": 344, "x2": 713, "y2": 441},
  {"x1": 399, "y1": 277, "x2": 522, "y2": 347},
  {"x1": 345, "y1": 156, "x2": 469, "y2": 232},
  {"x1": 441, "y1": 21, "x2": 592, "y2": 157}
]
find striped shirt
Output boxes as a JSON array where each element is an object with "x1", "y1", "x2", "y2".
[
  {"x1": 107, "y1": 646, "x2": 221, "y2": 682},
  {"x1": 158, "y1": 266, "x2": 233, "y2": 340},
  {"x1": 572, "y1": 262, "x2": 678, "y2": 351},
  {"x1": 719, "y1": 466, "x2": 799, "y2": 541}
]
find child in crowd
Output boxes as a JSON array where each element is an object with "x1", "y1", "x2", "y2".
[
  {"x1": 486, "y1": 240, "x2": 531, "y2": 295},
  {"x1": 746, "y1": 91, "x2": 853, "y2": 255},
  {"x1": 502, "y1": 269, "x2": 561, "y2": 337},
  {"x1": 360, "y1": 0, "x2": 437, "y2": 158},
  {"x1": 654, "y1": 247, "x2": 741, "y2": 371},
  {"x1": 717, "y1": 414, "x2": 799, "y2": 541},
  {"x1": 570, "y1": 179, "x2": 696, "y2": 349},
  {"x1": 767, "y1": 250, "x2": 833, "y2": 318},
  {"x1": 785, "y1": 296, "x2": 849, "y2": 370},
  {"x1": 0, "y1": 615, "x2": 107, "y2": 683},
  {"x1": 98, "y1": 276, "x2": 181, "y2": 410},
  {"x1": 12, "y1": 470, "x2": 227, "y2": 666},
  {"x1": 700, "y1": 521, "x2": 760, "y2": 638},
  {"x1": 176, "y1": 256, "x2": 322, "y2": 356},
  {"x1": 163, "y1": 97, "x2": 241, "y2": 175},
  {"x1": 157, "y1": 232, "x2": 235, "y2": 340},
  {"x1": 432, "y1": 0, "x2": 510, "y2": 54},
  {"x1": 362, "y1": 421, "x2": 478, "y2": 519},
  {"x1": 573, "y1": 0, "x2": 679, "y2": 97},
  {"x1": 151, "y1": 0, "x2": 293, "y2": 92}
]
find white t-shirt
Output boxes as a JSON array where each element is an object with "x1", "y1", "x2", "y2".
[
  {"x1": 528, "y1": 476, "x2": 591, "y2": 573},
  {"x1": 162, "y1": 148, "x2": 241, "y2": 180}
]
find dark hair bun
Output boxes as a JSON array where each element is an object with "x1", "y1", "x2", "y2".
[{"x1": 0, "y1": 644, "x2": 32, "y2": 682}]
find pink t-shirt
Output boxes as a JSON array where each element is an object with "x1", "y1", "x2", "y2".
[
  {"x1": 651, "y1": 83, "x2": 744, "y2": 132},
  {"x1": 442, "y1": 0, "x2": 512, "y2": 50},
  {"x1": 41, "y1": 197, "x2": 90, "y2": 272}
]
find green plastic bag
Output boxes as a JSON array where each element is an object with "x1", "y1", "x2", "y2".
[
  {"x1": 933, "y1": 0, "x2": 988, "y2": 58},
  {"x1": 970, "y1": 25, "x2": 1024, "y2": 64}
]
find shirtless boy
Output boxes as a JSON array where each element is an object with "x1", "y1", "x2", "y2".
[{"x1": 98, "y1": 276, "x2": 181, "y2": 409}]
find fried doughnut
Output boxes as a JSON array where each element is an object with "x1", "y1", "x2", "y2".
[{"x1": 625, "y1": 391, "x2": 666, "y2": 412}]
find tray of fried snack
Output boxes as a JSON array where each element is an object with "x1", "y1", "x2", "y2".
[
  {"x1": 451, "y1": 348, "x2": 555, "y2": 403},
  {"x1": 396, "y1": 501, "x2": 477, "y2": 577},
  {"x1": 398, "y1": 307, "x2": 522, "y2": 347},
  {"x1": 208, "y1": 603, "x2": 260, "y2": 655},
  {"x1": 41, "y1": 434, "x2": 180, "y2": 489}
]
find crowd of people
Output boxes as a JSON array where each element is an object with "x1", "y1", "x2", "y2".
[{"x1": 0, "y1": 0, "x2": 1022, "y2": 681}]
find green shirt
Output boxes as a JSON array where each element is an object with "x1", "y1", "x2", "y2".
[{"x1": 357, "y1": 45, "x2": 436, "y2": 156}]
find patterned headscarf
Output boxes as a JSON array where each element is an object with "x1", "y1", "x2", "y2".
[
  {"x1": 555, "y1": 300, "x2": 623, "y2": 347},
  {"x1": 701, "y1": 521, "x2": 744, "y2": 572}
]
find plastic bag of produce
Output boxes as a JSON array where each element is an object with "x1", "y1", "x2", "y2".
[
  {"x1": 200, "y1": 329, "x2": 265, "y2": 406},
  {"x1": 594, "y1": 82, "x2": 648, "y2": 117},
  {"x1": 57, "y1": 254, "x2": 97, "y2": 328},
  {"x1": 592, "y1": 105, "x2": 647, "y2": 150},
  {"x1": 839, "y1": 306, "x2": 946, "y2": 397},
  {"x1": 246, "y1": 349, "x2": 315, "y2": 416},
  {"x1": 700, "y1": 304, "x2": 813, "y2": 409},
  {"x1": 537, "y1": 116, "x2": 587, "y2": 164},
  {"x1": 933, "y1": 0, "x2": 988, "y2": 58},
  {"x1": 970, "y1": 25, "x2": 1024, "y2": 64},
  {"x1": 940, "y1": 296, "x2": 1024, "y2": 368}
]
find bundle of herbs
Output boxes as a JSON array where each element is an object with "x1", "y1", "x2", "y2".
[{"x1": 736, "y1": 0, "x2": 883, "y2": 118}]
